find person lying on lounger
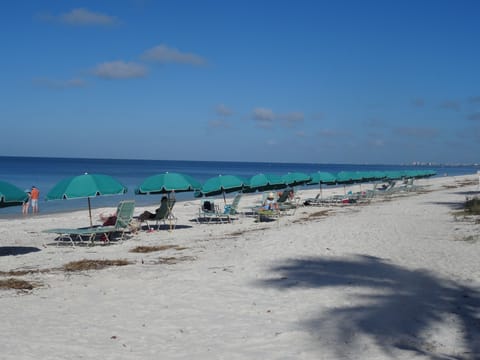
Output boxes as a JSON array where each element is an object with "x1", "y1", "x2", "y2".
[
  {"x1": 138, "y1": 196, "x2": 168, "y2": 221},
  {"x1": 99, "y1": 212, "x2": 117, "y2": 226}
]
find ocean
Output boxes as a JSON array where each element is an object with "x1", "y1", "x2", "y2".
[{"x1": 0, "y1": 156, "x2": 477, "y2": 217}]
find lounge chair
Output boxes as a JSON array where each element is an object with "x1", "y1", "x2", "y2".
[
  {"x1": 43, "y1": 200, "x2": 135, "y2": 246},
  {"x1": 197, "y1": 199, "x2": 231, "y2": 224},
  {"x1": 223, "y1": 193, "x2": 243, "y2": 216},
  {"x1": 254, "y1": 207, "x2": 281, "y2": 222},
  {"x1": 139, "y1": 199, "x2": 177, "y2": 230},
  {"x1": 276, "y1": 189, "x2": 299, "y2": 214}
]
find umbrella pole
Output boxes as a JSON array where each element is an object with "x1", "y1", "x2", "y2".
[
  {"x1": 168, "y1": 191, "x2": 175, "y2": 232},
  {"x1": 88, "y1": 197, "x2": 92, "y2": 227}
]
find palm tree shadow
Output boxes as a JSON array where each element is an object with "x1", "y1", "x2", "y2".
[{"x1": 259, "y1": 255, "x2": 480, "y2": 359}]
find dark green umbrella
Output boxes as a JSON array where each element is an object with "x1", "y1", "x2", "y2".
[
  {"x1": 335, "y1": 171, "x2": 365, "y2": 194},
  {"x1": 135, "y1": 172, "x2": 201, "y2": 195},
  {"x1": 46, "y1": 173, "x2": 128, "y2": 226},
  {"x1": 197, "y1": 175, "x2": 246, "y2": 203},
  {"x1": 384, "y1": 171, "x2": 404, "y2": 181},
  {"x1": 0, "y1": 180, "x2": 28, "y2": 208},
  {"x1": 282, "y1": 172, "x2": 311, "y2": 187},
  {"x1": 336, "y1": 171, "x2": 363, "y2": 184},
  {"x1": 308, "y1": 172, "x2": 336, "y2": 185},
  {"x1": 136, "y1": 172, "x2": 200, "y2": 232},
  {"x1": 243, "y1": 173, "x2": 286, "y2": 193},
  {"x1": 307, "y1": 172, "x2": 336, "y2": 198}
]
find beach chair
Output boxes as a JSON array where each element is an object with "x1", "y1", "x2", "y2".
[
  {"x1": 197, "y1": 199, "x2": 231, "y2": 224},
  {"x1": 254, "y1": 207, "x2": 281, "y2": 222},
  {"x1": 140, "y1": 199, "x2": 177, "y2": 230},
  {"x1": 303, "y1": 193, "x2": 321, "y2": 206},
  {"x1": 277, "y1": 189, "x2": 299, "y2": 214},
  {"x1": 43, "y1": 200, "x2": 135, "y2": 246},
  {"x1": 224, "y1": 193, "x2": 243, "y2": 216}
]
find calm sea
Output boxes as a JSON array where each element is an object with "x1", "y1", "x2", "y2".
[{"x1": 0, "y1": 156, "x2": 477, "y2": 217}]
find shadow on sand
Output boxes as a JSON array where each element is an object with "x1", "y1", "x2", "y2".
[
  {"x1": 0, "y1": 246, "x2": 41, "y2": 256},
  {"x1": 259, "y1": 255, "x2": 480, "y2": 359}
]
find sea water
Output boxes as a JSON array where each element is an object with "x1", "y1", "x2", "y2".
[{"x1": 0, "y1": 156, "x2": 477, "y2": 217}]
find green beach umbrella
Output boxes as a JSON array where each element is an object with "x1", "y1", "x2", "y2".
[
  {"x1": 307, "y1": 172, "x2": 336, "y2": 198},
  {"x1": 197, "y1": 174, "x2": 246, "y2": 203},
  {"x1": 243, "y1": 173, "x2": 286, "y2": 193},
  {"x1": 135, "y1": 172, "x2": 201, "y2": 195},
  {"x1": 335, "y1": 171, "x2": 364, "y2": 194},
  {"x1": 46, "y1": 173, "x2": 128, "y2": 226},
  {"x1": 308, "y1": 171, "x2": 336, "y2": 185},
  {"x1": 0, "y1": 180, "x2": 28, "y2": 208},
  {"x1": 335, "y1": 171, "x2": 362, "y2": 184},
  {"x1": 369, "y1": 171, "x2": 387, "y2": 181},
  {"x1": 384, "y1": 171, "x2": 404, "y2": 181},
  {"x1": 281, "y1": 172, "x2": 311, "y2": 187}
]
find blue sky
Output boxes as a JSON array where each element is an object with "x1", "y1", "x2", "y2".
[{"x1": 1, "y1": 1, "x2": 479, "y2": 164}]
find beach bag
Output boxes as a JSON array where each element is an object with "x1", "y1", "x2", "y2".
[{"x1": 203, "y1": 201, "x2": 213, "y2": 211}]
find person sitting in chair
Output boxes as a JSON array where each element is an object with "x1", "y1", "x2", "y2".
[
  {"x1": 139, "y1": 196, "x2": 168, "y2": 221},
  {"x1": 263, "y1": 192, "x2": 278, "y2": 210}
]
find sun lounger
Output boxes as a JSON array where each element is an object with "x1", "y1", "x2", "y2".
[
  {"x1": 254, "y1": 207, "x2": 281, "y2": 222},
  {"x1": 43, "y1": 200, "x2": 135, "y2": 246},
  {"x1": 197, "y1": 199, "x2": 231, "y2": 224},
  {"x1": 139, "y1": 199, "x2": 177, "y2": 230}
]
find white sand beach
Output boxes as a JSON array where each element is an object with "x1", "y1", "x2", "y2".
[{"x1": 1, "y1": 175, "x2": 480, "y2": 359}]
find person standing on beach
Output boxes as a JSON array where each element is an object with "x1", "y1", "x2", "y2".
[
  {"x1": 22, "y1": 190, "x2": 31, "y2": 214},
  {"x1": 30, "y1": 186, "x2": 39, "y2": 213}
]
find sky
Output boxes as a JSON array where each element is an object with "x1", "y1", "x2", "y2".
[{"x1": 1, "y1": 0, "x2": 480, "y2": 165}]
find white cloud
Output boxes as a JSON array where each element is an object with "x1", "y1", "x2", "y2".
[
  {"x1": 318, "y1": 129, "x2": 348, "y2": 138},
  {"x1": 252, "y1": 107, "x2": 275, "y2": 128},
  {"x1": 91, "y1": 61, "x2": 147, "y2": 79},
  {"x1": 32, "y1": 77, "x2": 87, "y2": 89},
  {"x1": 393, "y1": 127, "x2": 439, "y2": 138},
  {"x1": 280, "y1": 112, "x2": 304, "y2": 127},
  {"x1": 467, "y1": 112, "x2": 480, "y2": 121},
  {"x1": 468, "y1": 96, "x2": 480, "y2": 104},
  {"x1": 142, "y1": 45, "x2": 207, "y2": 66},
  {"x1": 215, "y1": 104, "x2": 233, "y2": 117},
  {"x1": 208, "y1": 119, "x2": 230, "y2": 128},
  {"x1": 368, "y1": 139, "x2": 385, "y2": 147},
  {"x1": 439, "y1": 100, "x2": 460, "y2": 111},
  {"x1": 253, "y1": 108, "x2": 274, "y2": 121},
  {"x1": 38, "y1": 8, "x2": 119, "y2": 26},
  {"x1": 412, "y1": 98, "x2": 425, "y2": 107}
]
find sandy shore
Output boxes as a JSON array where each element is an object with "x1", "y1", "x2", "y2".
[{"x1": 1, "y1": 175, "x2": 480, "y2": 359}]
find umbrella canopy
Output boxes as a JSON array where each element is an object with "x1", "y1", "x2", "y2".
[
  {"x1": 335, "y1": 171, "x2": 363, "y2": 184},
  {"x1": 368, "y1": 171, "x2": 387, "y2": 181},
  {"x1": 282, "y1": 172, "x2": 311, "y2": 187},
  {"x1": 308, "y1": 171, "x2": 337, "y2": 185},
  {"x1": 196, "y1": 175, "x2": 246, "y2": 203},
  {"x1": 384, "y1": 171, "x2": 404, "y2": 181},
  {"x1": 135, "y1": 172, "x2": 201, "y2": 195},
  {"x1": 0, "y1": 180, "x2": 28, "y2": 208},
  {"x1": 243, "y1": 173, "x2": 286, "y2": 193},
  {"x1": 307, "y1": 172, "x2": 336, "y2": 199},
  {"x1": 46, "y1": 173, "x2": 128, "y2": 226}
]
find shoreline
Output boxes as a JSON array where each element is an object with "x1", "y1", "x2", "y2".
[{"x1": 1, "y1": 173, "x2": 479, "y2": 359}]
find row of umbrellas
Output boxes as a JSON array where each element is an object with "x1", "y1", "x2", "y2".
[{"x1": 1, "y1": 169, "x2": 436, "y2": 224}]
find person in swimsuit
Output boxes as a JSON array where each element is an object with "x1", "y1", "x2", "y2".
[
  {"x1": 30, "y1": 186, "x2": 40, "y2": 213},
  {"x1": 22, "y1": 190, "x2": 31, "y2": 214}
]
